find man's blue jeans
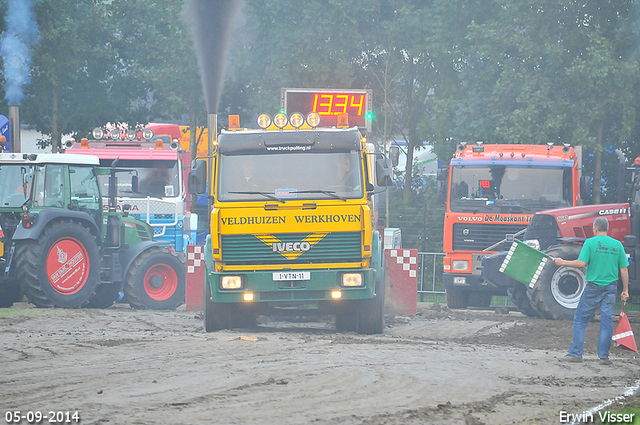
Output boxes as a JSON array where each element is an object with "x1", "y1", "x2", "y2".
[{"x1": 568, "y1": 282, "x2": 617, "y2": 359}]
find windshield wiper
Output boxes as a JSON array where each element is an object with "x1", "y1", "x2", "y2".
[
  {"x1": 297, "y1": 190, "x2": 347, "y2": 201},
  {"x1": 228, "y1": 191, "x2": 285, "y2": 203}
]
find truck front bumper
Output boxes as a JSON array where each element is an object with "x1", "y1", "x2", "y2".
[{"x1": 207, "y1": 268, "x2": 375, "y2": 304}]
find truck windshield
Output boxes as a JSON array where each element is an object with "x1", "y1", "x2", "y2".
[
  {"x1": 449, "y1": 165, "x2": 572, "y2": 213},
  {"x1": 218, "y1": 151, "x2": 364, "y2": 202},
  {"x1": 0, "y1": 164, "x2": 33, "y2": 208},
  {"x1": 97, "y1": 159, "x2": 180, "y2": 198}
]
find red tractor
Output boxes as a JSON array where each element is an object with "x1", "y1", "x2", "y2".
[{"x1": 483, "y1": 150, "x2": 637, "y2": 319}]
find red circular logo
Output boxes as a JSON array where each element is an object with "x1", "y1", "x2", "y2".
[{"x1": 46, "y1": 238, "x2": 89, "y2": 295}]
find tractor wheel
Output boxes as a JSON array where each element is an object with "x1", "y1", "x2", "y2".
[
  {"x1": 0, "y1": 281, "x2": 23, "y2": 308},
  {"x1": 15, "y1": 221, "x2": 101, "y2": 308},
  {"x1": 124, "y1": 246, "x2": 185, "y2": 310},
  {"x1": 528, "y1": 244, "x2": 586, "y2": 320},
  {"x1": 507, "y1": 285, "x2": 540, "y2": 318},
  {"x1": 446, "y1": 287, "x2": 469, "y2": 309}
]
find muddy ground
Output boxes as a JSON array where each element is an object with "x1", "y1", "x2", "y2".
[{"x1": 2, "y1": 302, "x2": 640, "y2": 425}]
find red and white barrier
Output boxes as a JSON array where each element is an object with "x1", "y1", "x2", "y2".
[
  {"x1": 384, "y1": 249, "x2": 418, "y2": 315},
  {"x1": 186, "y1": 245, "x2": 205, "y2": 311}
]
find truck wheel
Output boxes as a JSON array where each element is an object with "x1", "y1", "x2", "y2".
[
  {"x1": 124, "y1": 246, "x2": 185, "y2": 310},
  {"x1": 507, "y1": 285, "x2": 540, "y2": 317},
  {"x1": 356, "y1": 258, "x2": 386, "y2": 335},
  {"x1": 468, "y1": 292, "x2": 492, "y2": 308},
  {"x1": 335, "y1": 305, "x2": 357, "y2": 332},
  {"x1": 446, "y1": 287, "x2": 469, "y2": 309},
  {"x1": 528, "y1": 244, "x2": 585, "y2": 320},
  {"x1": 204, "y1": 281, "x2": 230, "y2": 331},
  {"x1": 15, "y1": 221, "x2": 101, "y2": 308},
  {"x1": 0, "y1": 282, "x2": 23, "y2": 308}
]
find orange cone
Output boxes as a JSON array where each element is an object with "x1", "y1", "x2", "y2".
[{"x1": 612, "y1": 309, "x2": 639, "y2": 353}]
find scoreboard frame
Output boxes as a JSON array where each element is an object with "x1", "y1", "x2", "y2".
[{"x1": 281, "y1": 88, "x2": 372, "y2": 133}]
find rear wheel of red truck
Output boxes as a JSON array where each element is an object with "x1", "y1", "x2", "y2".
[
  {"x1": 528, "y1": 244, "x2": 586, "y2": 320},
  {"x1": 446, "y1": 287, "x2": 469, "y2": 309},
  {"x1": 15, "y1": 221, "x2": 101, "y2": 308},
  {"x1": 124, "y1": 246, "x2": 185, "y2": 310}
]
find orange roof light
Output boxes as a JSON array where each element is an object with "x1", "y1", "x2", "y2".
[
  {"x1": 81, "y1": 138, "x2": 89, "y2": 149},
  {"x1": 337, "y1": 113, "x2": 349, "y2": 128},
  {"x1": 155, "y1": 139, "x2": 163, "y2": 150},
  {"x1": 228, "y1": 115, "x2": 240, "y2": 130}
]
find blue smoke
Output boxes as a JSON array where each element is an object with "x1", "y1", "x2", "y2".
[{"x1": 1, "y1": 0, "x2": 39, "y2": 105}]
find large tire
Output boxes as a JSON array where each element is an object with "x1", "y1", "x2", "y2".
[
  {"x1": 507, "y1": 285, "x2": 540, "y2": 317},
  {"x1": 335, "y1": 305, "x2": 357, "y2": 332},
  {"x1": 204, "y1": 281, "x2": 229, "y2": 332},
  {"x1": 0, "y1": 281, "x2": 23, "y2": 308},
  {"x1": 15, "y1": 221, "x2": 101, "y2": 308},
  {"x1": 446, "y1": 287, "x2": 469, "y2": 309},
  {"x1": 124, "y1": 246, "x2": 185, "y2": 310},
  {"x1": 528, "y1": 244, "x2": 586, "y2": 320},
  {"x1": 355, "y1": 255, "x2": 386, "y2": 335},
  {"x1": 468, "y1": 292, "x2": 492, "y2": 308},
  {"x1": 202, "y1": 282, "x2": 255, "y2": 331}
]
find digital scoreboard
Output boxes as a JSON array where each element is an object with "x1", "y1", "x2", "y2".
[{"x1": 281, "y1": 88, "x2": 372, "y2": 132}]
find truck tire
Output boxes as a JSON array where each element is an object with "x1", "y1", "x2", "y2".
[
  {"x1": 0, "y1": 282, "x2": 23, "y2": 308},
  {"x1": 446, "y1": 287, "x2": 469, "y2": 309},
  {"x1": 468, "y1": 292, "x2": 492, "y2": 308},
  {"x1": 528, "y1": 244, "x2": 586, "y2": 320},
  {"x1": 335, "y1": 306, "x2": 357, "y2": 332},
  {"x1": 507, "y1": 285, "x2": 540, "y2": 317},
  {"x1": 124, "y1": 246, "x2": 185, "y2": 310},
  {"x1": 355, "y1": 260, "x2": 386, "y2": 335},
  {"x1": 203, "y1": 281, "x2": 230, "y2": 331},
  {"x1": 15, "y1": 221, "x2": 101, "y2": 308}
]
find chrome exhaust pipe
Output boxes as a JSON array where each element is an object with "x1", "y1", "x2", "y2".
[{"x1": 8, "y1": 105, "x2": 20, "y2": 153}]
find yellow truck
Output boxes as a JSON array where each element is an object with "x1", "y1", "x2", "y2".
[{"x1": 190, "y1": 112, "x2": 393, "y2": 334}]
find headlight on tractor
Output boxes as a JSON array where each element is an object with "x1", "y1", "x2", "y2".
[
  {"x1": 452, "y1": 260, "x2": 469, "y2": 271},
  {"x1": 220, "y1": 275, "x2": 243, "y2": 290},
  {"x1": 525, "y1": 239, "x2": 540, "y2": 250},
  {"x1": 341, "y1": 273, "x2": 364, "y2": 287}
]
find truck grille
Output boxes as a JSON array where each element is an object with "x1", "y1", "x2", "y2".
[
  {"x1": 221, "y1": 231, "x2": 361, "y2": 265},
  {"x1": 452, "y1": 223, "x2": 527, "y2": 252}
]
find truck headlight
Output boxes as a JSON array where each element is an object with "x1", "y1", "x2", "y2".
[
  {"x1": 220, "y1": 275, "x2": 243, "y2": 290},
  {"x1": 341, "y1": 273, "x2": 363, "y2": 287},
  {"x1": 452, "y1": 260, "x2": 469, "y2": 271},
  {"x1": 525, "y1": 239, "x2": 540, "y2": 250}
]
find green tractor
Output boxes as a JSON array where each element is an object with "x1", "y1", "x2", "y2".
[{"x1": 0, "y1": 153, "x2": 185, "y2": 309}]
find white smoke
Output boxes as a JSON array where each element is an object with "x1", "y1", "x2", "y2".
[{"x1": 1, "y1": 0, "x2": 39, "y2": 105}]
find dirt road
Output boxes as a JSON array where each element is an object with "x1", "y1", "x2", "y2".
[{"x1": 2, "y1": 303, "x2": 640, "y2": 425}]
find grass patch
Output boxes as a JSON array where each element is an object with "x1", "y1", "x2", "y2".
[{"x1": 0, "y1": 308, "x2": 64, "y2": 317}]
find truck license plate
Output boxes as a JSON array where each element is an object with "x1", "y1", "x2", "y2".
[{"x1": 273, "y1": 272, "x2": 310, "y2": 281}]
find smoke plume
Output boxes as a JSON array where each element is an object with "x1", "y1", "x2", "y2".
[
  {"x1": 1, "y1": 0, "x2": 39, "y2": 105},
  {"x1": 184, "y1": 0, "x2": 241, "y2": 114}
]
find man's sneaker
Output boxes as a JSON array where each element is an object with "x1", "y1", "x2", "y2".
[
  {"x1": 599, "y1": 358, "x2": 612, "y2": 365},
  {"x1": 559, "y1": 355, "x2": 583, "y2": 363}
]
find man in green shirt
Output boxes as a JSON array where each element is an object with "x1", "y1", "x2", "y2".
[{"x1": 552, "y1": 216, "x2": 629, "y2": 364}]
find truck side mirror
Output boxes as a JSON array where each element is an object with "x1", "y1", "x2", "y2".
[
  {"x1": 189, "y1": 160, "x2": 207, "y2": 195},
  {"x1": 437, "y1": 166, "x2": 449, "y2": 181},
  {"x1": 389, "y1": 146, "x2": 400, "y2": 167},
  {"x1": 437, "y1": 180, "x2": 447, "y2": 204},
  {"x1": 131, "y1": 175, "x2": 138, "y2": 193},
  {"x1": 376, "y1": 157, "x2": 393, "y2": 187}
]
